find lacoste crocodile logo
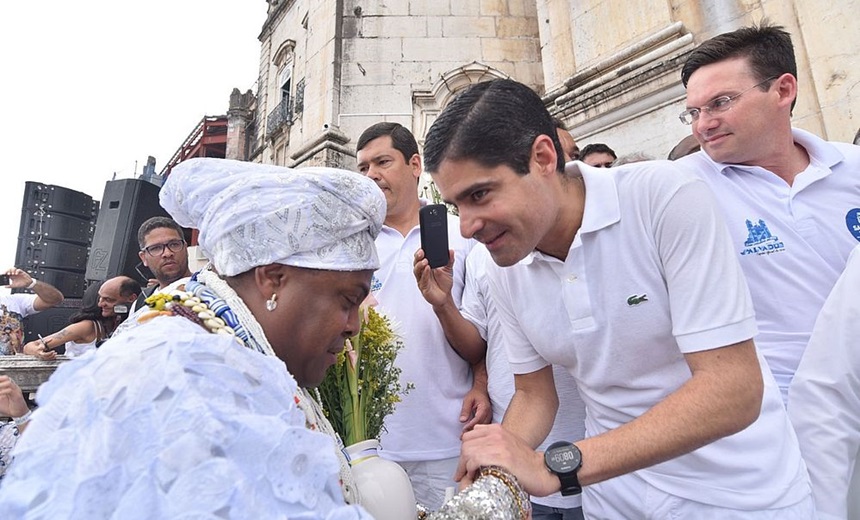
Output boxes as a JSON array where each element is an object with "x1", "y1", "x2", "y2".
[{"x1": 626, "y1": 294, "x2": 648, "y2": 306}]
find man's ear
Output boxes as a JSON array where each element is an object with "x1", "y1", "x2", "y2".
[
  {"x1": 409, "y1": 153, "x2": 423, "y2": 182},
  {"x1": 531, "y1": 134, "x2": 559, "y2": 177},
  {"x1": 774, "y1": 73, "x2": 798, "y2": 110},
  {"x1": 138, "y1": 251, "x2": 147, "y2": 267}
]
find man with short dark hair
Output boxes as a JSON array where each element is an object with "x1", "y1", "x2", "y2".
[
  {"x1": 356, "y1": 122, "x2": 483, "y2": 510},
  {"x1": 578, "y1": 143, "x2": 616, "y2": 168},
  {"x1": 132, "y1": 216, "x2": 192, "y2": 312},
  {"x1": 677, "y1": 22, "x2": 860, "y2": 405},
  {"x1": 423, "y1": 78, "x2": 812, "y2": 517}
]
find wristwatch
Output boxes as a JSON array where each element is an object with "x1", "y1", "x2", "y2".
[{"x1": 544, "y1": 441, "x2": 582, "y2": 496}]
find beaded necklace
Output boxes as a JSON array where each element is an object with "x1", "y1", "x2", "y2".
[{"x1": 140, "y1": 266, "x2": 359, "y2": 505}]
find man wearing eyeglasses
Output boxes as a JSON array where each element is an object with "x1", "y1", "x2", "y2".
[
  {"x1": 130, "y1": 216, "x2": 193, "y2": 314},
  {"x1": 676, "y1": 22, "x2": 860, "y2": 407}
]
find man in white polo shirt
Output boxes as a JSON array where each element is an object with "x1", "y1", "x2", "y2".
[
  {"x1": 677, "y1": 23, "x2": 860, "y2": 404},
  {"x1": 422, "y1": 78, "x2": 812, "y2": 518},
  {"x1": 356, "y1": 122, "x2": 482, "y2": 510}
]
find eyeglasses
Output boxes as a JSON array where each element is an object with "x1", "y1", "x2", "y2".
[
  {"x1": 679, "y1": 76, "x2": 777, "y2": 125},
  {"x1": 142, "y1": 239, "x2": 186, "y2": 256}
]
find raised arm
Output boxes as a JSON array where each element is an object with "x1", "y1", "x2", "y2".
[
  {"x1": 4, "y1": 268, "x2": 64, "y2": 311},
  {"x1": 413, "y1": 248, "x2": 487, "y2": 364}
]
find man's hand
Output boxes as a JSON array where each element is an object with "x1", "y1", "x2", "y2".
[
  {"x1": 455, "y1": 424, "x2": 560, "y2": 497},
  {"x1": 0, "y1": 375, "x2": 29, "y2": 419},
  {"x1": 460, "y1": 385, "x2": 492, "y2": 433},
  {"x1": 413, "y1": 248, "x2": 455, "y2": 308},
  {"x1": 4, "y1": 268, "x2": 34, "y2": 290}
]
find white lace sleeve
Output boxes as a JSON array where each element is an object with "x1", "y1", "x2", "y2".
[
  {"x1": 0, "y1": 421, "x2": 20, "y2": 481},
  {"x1": 0, "y1": 317, "x2": 372, "y2": 520}
]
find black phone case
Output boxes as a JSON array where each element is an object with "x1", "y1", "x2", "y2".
[{"x1": 419, "y1": 204, "x2": 450, "y2": 269}]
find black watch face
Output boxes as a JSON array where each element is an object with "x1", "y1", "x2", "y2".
[{"x1": 546, "y1": 444, "x2": 581, "y2": 473}]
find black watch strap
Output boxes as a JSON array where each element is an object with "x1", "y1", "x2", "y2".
[{"x1": 556, "y1": 466, "x2": 581, "y2": 496}]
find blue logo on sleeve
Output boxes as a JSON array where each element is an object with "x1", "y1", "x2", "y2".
[
  {"x1": 370, "y1": 275, "x2": 382, "y2": 293},
  {"x1": 846, "y1": 209, "x2": 860, "y2": 242},
  {"x1": 740, "y1": 219, "x2": 785, "y2": 256}
]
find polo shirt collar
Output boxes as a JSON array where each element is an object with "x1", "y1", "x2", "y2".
[
  {"x1": 698, "y1": 127, "x2": 845, "y2": 174},
  {"x1": 522, "y1": 162, "x2": 620, "y2": 265}
]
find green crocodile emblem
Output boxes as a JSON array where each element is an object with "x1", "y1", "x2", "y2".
[{"x1": 626, "y1": 294, "x2": 648, "y2": 306}]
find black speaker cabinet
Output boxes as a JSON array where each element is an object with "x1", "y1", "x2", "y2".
[
  {"x1": 85, "y1": 179, "x2": 168, "y2": 282},
  {"x1": 18, "y1": 209, "x2": 96, "y2": 247},
  {"x1": 20, "y1": 182, "x2": 99, "y2": 221},
  {"x1": 16, "y1": 238, "x2": 89, "y2": 272}
]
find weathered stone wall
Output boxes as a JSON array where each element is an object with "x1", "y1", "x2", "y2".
[
  {"x1": 337, "y1": 0, "x2": 543, "y2": 170},
  {"x1": 541, "y1": 0, "x2": 860, "y2": 157},
  {"x1": 253, "y1": 0, "x2": 859, "y2": 169}
]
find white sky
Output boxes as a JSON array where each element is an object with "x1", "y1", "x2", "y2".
[{"x1": 0, "y1": 1, "x2": 267, "y2": 276}]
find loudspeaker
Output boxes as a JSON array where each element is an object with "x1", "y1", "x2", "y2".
[
  {"x1": 85, "y1": 179, "x2": 168, "y2": 283},
  {"x1": 20, "y1": 182, "x2": 99, "y2": 221},
  {"x1": 16, "y1": 238, "x2": 89, "y2": 272},
  {"x1": 18, "y1": 209, "x2": 97, "y2": 247},
  {"x1": 22, "y1": 297, "x2": 83, "y2": 346},
  {"x1": 15, "y1": 183, "x2": 98, "y2": 300}
]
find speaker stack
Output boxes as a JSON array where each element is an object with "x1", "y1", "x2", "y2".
[
  {"x1": 85, "y1": 178, "x2": 169, "y2": 284},
  {"x1": 16, "y1": 182, "x2": 98, "y2": 299},
  {"x1": 15, "y1": 182, "x2": 99, "y2": 343}
]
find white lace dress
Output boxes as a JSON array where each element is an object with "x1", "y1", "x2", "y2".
[{"x1": 0, "y1": 316, "x2": 371, "y2": 520}]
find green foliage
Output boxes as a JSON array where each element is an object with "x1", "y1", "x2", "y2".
[{"x1": 316, "y1": 307, "x2": 409, "y2": 446}]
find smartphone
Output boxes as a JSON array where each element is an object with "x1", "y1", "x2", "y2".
[
  {"x1": 419, "y1": 204, "x2": 450, "y2": 269},
  {"x1": 0, "y1": 274, "x2": 10, "y2": 286}
]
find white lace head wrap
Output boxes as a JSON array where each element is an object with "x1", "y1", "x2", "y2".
[{"x1": 160, "y1": 158, "x2": 385, "y2": 276}]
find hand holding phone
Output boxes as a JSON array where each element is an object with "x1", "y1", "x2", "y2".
[{"x1": 419, "y1": 204, "x2": 450, "y2": 269}]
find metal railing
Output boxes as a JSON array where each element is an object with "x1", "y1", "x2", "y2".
[{"x1": 267, "y1": 96, "x2": 293, "y2": 135}]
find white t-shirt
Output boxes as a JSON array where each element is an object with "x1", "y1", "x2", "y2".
[
  {"x1": 0, "y1": 294, "x2": 38, "y2": 355},
  {"x1": 460, "y1": 244, "x2": 585, "y2": 509},
  {"x1": 789, "y1": 244, "x2": 860, "y2": 520},
  {"x1": 0, "y1": 316, "x2": 372, "y2": 518},
  {"x1": 677, "y1": 129, "x2": 860, "y2": 403},
  {"x1": 490, "y1": 161, "x2": 809, "y2": 511},
  {"x1": 373, "y1": 209, "x2": 475, "y2": 461}
]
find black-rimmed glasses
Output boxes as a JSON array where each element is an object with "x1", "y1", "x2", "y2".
[
  {"x1": 141, "y1": 239, "x2": 186, "y2": 256},
  {"x1": 679, "y1": 76, "x2": 778, "y2": 125}
]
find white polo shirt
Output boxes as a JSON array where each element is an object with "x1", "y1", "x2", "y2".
[
  {"x1": 460, "y1": 244, "x2": 585, "y2": 510},
  {"x1": 490, "y1": 161, "x2": 809, "y2": 510},
  {"x1": 677, "y1": 129, "x2": 860, "y2": 402},
  {"x1": 373, "y1": 208, "x2": 474, "y2": 461},
  {"x1": 789, "y1": 244, "x2": 860, "y2": 520}
]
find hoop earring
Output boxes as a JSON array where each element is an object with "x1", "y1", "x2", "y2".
[{"x1": 266, "y1": 293, "x2": 278, "y2": 312}]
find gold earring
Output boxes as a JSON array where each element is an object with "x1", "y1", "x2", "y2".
[{"x1": 265, "y1": 293, "x2": 278, "y2": 312}]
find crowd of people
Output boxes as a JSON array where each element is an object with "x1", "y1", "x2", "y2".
[{"x1": 0, "y1": 21, "x2": 858, "y2": 519}]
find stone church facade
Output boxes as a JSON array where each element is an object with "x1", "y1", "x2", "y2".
[{"x1": 226, "y1": 0, "x2": 859, "y2": 170}]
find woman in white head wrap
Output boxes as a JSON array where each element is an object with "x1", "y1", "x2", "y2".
[
  {"x1": 0, "y1": 158, "x2": 383, "y2": 519},
  {"x1": 0, "y1": 159, "x2": 530, "y2": 520}
]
